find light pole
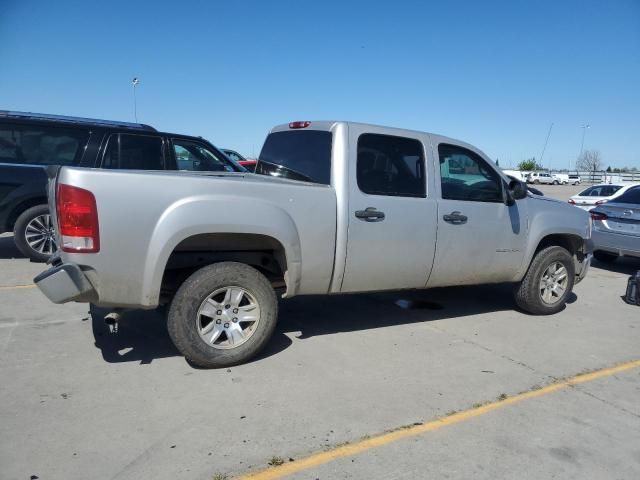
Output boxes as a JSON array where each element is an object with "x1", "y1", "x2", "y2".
[
  {"x1": 577, "y1": 124, "x2": 590, "y2": 169},
  {"x1": 132, "y1": 77, "x2": 140, "y2": 122}
]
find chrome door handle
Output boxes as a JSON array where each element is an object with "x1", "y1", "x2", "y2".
[
  {"x1": 443, "y1": 211, "x2": 468, "y2": 224},
  {"x1": 355, "y1": 207, "x2": 385, "y2": 222}
]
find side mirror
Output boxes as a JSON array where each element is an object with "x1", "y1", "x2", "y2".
[{"x1": 507, "y1": 179, "x2": 528, "y2": 203}]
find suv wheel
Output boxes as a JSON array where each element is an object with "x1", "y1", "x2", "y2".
[
  {"x1": 513, "y1": 246, "x2": 575, "y2": 315},
  {"x1": 13, "y1": 205, "x2": 56, "y2": 262},
  {"x1": 167, "y1": 262, "x2": 278, "y2": 368}
]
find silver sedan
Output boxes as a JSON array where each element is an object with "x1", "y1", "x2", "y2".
[{"x1": 590, "y1": 186, "x2": 640, "y2": 263}]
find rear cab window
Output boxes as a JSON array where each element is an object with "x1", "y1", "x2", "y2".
[
  {"x1": 0, "y1": 124, "x2": 89, "y2": 166},
  {"x1": 256, "y1": 130, "x2": 332, "y2": 184}
]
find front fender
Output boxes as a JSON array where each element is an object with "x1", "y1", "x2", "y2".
[
  {"x1": 516, "y1": 200, "x2": 590, "y2": 280},
  {"x1": 141, "y1": 194, "x2": 302, "y2": 306}
]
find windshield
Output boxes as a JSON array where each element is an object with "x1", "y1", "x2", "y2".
[{"x1": 256, "y1": 130, "x2": 332, "y2": 184}]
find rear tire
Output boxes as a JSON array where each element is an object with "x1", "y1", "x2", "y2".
[
  {"x1": 167, "y1": 262, "x2": 278, "y2": 368},
  {"x1": 593, "y1": 251, "x2": 617, "y2": 263},
  {"x1": 513, "y1": 246, "x2": 575, "y2": 315},
  {"x1": 13, "y1": 205, "x2": 56, "y2": 262}
]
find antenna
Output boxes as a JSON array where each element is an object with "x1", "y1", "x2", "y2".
[{"x1": 538, "y1": 122, "x2": 553, "y2": 169}]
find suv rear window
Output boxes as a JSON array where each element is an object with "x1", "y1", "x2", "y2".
[
  {"x1": 0, "y1": 124, "x2": 89, "y2": 166},
  {"x1": 256, "y1": 130, "x2": 332, "y2": 184}
]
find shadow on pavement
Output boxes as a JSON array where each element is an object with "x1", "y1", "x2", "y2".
[
  {"x1": 591, "y1": 257, "x2": 639, "y2": 276},
  {"x1": 0, "y1": 235, "x2": 25, "y2": 260},
  {"x1": 89, "y1": 305, "x2": 293, "y2": 366},
  {"x1": 89, "y1": 283, "x2": 578, "y2": 367}
]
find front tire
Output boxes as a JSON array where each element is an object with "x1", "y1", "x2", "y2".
[
  {"x1": 167, "y1": 262, "x2": 278, "y2": 368},
  {"x1": 513, "y1": 246, "x2": 575, "y2": 315},
  {"x1": 13, "y1": 205, "x2": 56, "y2": 262}
]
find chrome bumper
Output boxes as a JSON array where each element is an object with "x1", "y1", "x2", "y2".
[{"x1": 34, "y1": 263, "x2": 96, "y2": 304}]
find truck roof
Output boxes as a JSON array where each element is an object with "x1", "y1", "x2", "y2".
[{"x1": 269, "y1": 120, "x2": 481, "y2": 154}]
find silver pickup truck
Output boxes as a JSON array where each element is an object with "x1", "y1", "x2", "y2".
[{"x1": 35, "y1": 121, "x2": 592, "y2": 367}]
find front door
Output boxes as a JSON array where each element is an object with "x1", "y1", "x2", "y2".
[
  {"x1": 428, "y1": 142, "x2": 528, "y2": 287},
  {"x1": 340, "y1": 129, "x2": 438, "y2": 292}
]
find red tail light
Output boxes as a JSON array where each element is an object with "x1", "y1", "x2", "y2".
[
  {"x1": 590, "y1": 212, "x2": 608, "y2": 221},
  {"x1": 568, "y1": 199, "x2": 576, "y2": 205},
  {"x1": 595, "y1": 199, "x2": 608, "y2": 205},
  {"x1": 57, "y1": 184, "x2": 100, "y2": 253},
  {"x1": 289, "y1": 121, "x2": 310, "y2": 129}
]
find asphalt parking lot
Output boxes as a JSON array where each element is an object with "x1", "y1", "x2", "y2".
[{"x1": 1, "y1": 184, "x2": 639, "y2": 480}]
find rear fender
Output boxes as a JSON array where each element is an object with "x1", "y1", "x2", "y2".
[{"x1": 141, "y1": 195, "x2": 302, "y2": 306}]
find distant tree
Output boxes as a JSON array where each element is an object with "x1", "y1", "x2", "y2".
[
  {"x1": 517, "y1": 157, "x2": 542, "y2": 171},
  {"x1": 496, "y1": 159, "x2": 500, "y2": 167},
  {"x1": 632, "y1": 167, "x2": 639, "y2": 172},
  {"x1": 613, "y1": 168, "x2": 621, "y2": 173},
  {"x1": 606, "y1": 166, "x2": 612, "y2": 172},
  {"x1": 576, "y1": 150, "x2": 602, "y2": 172}
]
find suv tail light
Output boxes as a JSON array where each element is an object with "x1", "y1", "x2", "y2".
[
  {"x1": 595, "y1": 199, "x2": 608, "y2": 205},
  {"x1": 57, "y1": 184, "x2": 100, "y2": 253},
  {"x1": 590, "y1": 212, "x2": 608, "y2": 221}
]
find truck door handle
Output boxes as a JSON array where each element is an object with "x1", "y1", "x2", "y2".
[
  {"x1": 443, "y1": 211, "x2": 468, "y2": 224},
  {"x1": 355, "y1": 207, "x2": 385, "y2": 222}
]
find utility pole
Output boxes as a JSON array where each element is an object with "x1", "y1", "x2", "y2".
[{"x1": 132, "y1": 77, "x2": 140, "y2": 122}]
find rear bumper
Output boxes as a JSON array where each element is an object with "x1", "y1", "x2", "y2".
[
  {"x1": 593, "y1": 229, "x2": 640, "y2": 258},
  {"x1": 34, "y1": 262, "x2": 96, "y2": 304}
]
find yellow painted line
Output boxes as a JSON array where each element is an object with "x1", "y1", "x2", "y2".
[
  {"x1": 0, "y1": 284, "x2": 37, "y2": 290},
  {"x1": 237, "y1": 358, "x2": 640, "y2": 480}
]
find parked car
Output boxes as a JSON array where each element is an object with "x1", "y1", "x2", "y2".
[
  {"x1": 568, "y1": 183, "x2": 640, "y2": 211},
  {"x1": 568, "y1": 174, "x2": 581, "y2": 185},
  {"x1": 35, "y1": 120, "x2": 592, "y2": 367},
  {"x1": 590, "y1": 186, "x2": 640, "y2": 263},
  {"x1": 0, "y1": 111, "x2": 243, "y2": 261},
  {"x1": 552, "y1": 173, "x2": 569, "y2": 185},
  {"x1": 527, "y1": 171, "x2": 556, "y2": 184},
  {"x1": 221, "y1": 148, "x2": 257, "y2": 171}
]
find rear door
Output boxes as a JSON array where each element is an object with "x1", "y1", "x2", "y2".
[
  {"x1": 428, "y1": 141, "x2": 528, "y2": 287},
  {"x1": 340, "y1": 127, "x2": 437, "y2": 292}
]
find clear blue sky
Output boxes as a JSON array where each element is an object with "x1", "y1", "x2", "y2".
[{"x1": 1, "y1": 0, "x2": 639, "y2": 169}]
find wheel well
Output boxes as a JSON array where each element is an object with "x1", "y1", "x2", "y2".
[
  {"x1": 160, "y1": 233, "x2": 288, "y2": 302},
  {"x1": 535, "y1": 234, "x2": 583, "y2": 256},
  {"x1": 6, "y1": 197, "x2": 48, "y2": 231}
]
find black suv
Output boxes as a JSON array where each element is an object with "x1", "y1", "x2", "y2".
[{"x1": 0, "y1": 111, "x2": 243, "y2": 261}]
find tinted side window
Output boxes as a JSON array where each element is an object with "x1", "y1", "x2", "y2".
[
  {"x1": 356, "y1": 134, "x2": 425, "y2": 197},
  {"x1": 103, "y1": 134, "x2": 164, "y2": 170},
  {"x1": 439, "y1": 144, "x2": 502, "y2": 202},
  {"x1": 0, "y1": 124, "x2": 88, "y2": 165},
  {"x1": 616, "y1": 187, "x2": 640, "y2": 204},
  {"x1": 173, "y1": 139, "x2": 230, "y2": 172}
]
